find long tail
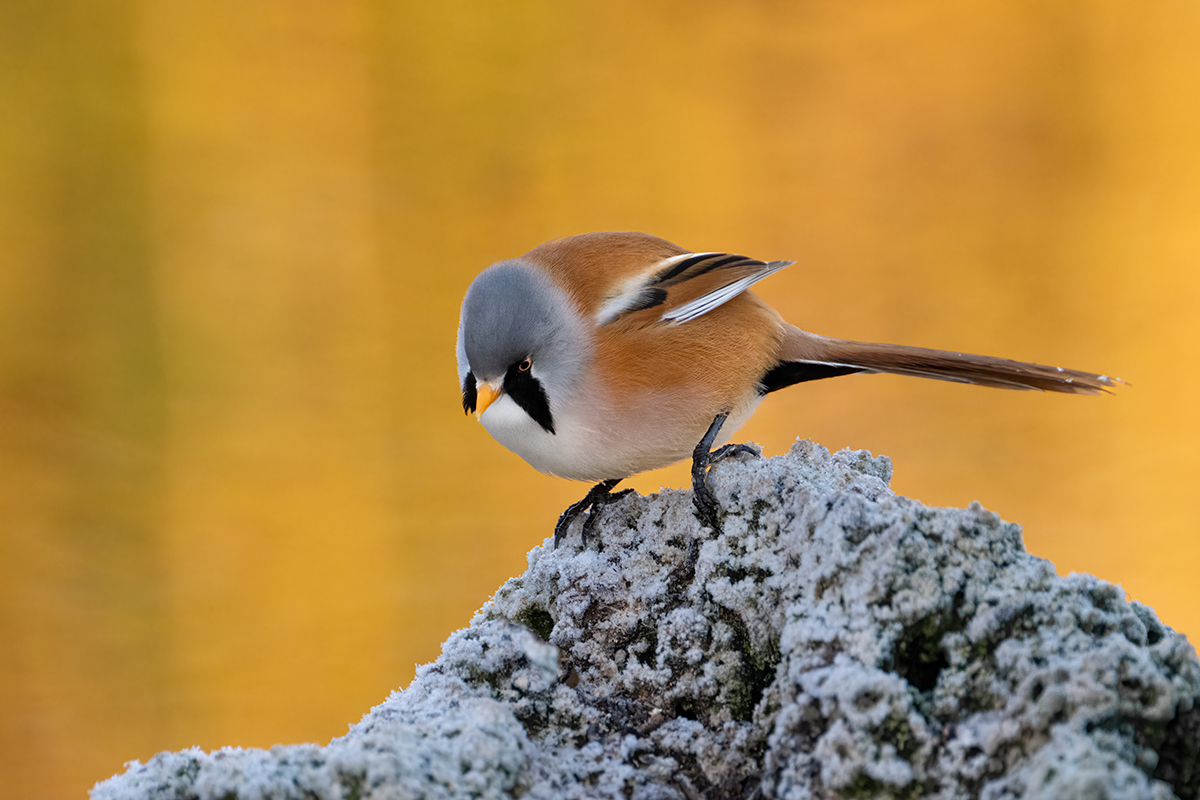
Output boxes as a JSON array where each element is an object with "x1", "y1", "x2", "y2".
[{"x1": 762, "y1": 325, "x2": 1122, "y2": 395}]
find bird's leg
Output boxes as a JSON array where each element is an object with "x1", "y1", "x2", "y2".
[
  {"x1": 691, "y1": 414, "x2": 728, "y2": 528},
  {"x1": 691, "y1": 412, "x2": 761, "y2": 528},
  {"x1": 554, "y1": 478, "x2": 631, "y2": 549}
]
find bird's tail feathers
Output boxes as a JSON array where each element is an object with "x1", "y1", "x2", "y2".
[{"x1": 771, "y1": 326, "x2": 1122, "y2": 395}]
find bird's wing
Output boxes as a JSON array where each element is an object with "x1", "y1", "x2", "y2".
[{"x1": 595, "y1": 252, "x2": 795, "y2": 326}]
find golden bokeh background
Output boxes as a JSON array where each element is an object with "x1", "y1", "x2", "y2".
[{"x1": 1, "y1": 2, "x2": 1198, "y2": 797}]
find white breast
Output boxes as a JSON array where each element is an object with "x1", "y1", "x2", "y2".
[
  {"x1": 479, "y1": 393, "x2": 613, "y2": 481},
  {"x1": 479, "y1": 388, "x2": 763, "y2": 482}
]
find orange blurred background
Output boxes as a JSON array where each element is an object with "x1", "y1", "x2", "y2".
[{"x1": 1, "y1": 2, "x2": 1197, "y2": 797}]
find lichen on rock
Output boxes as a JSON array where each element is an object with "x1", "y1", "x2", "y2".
[{"x1": 93, "y1": 440, "x2": 1200, "y2": 800}]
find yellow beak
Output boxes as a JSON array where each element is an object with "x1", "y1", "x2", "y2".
[{"x1": 474, "y1": 380, "x2": 502, "y2": 419}]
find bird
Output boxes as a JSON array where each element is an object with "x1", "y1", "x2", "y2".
[{"x1": 456, "y1": 231, "x2": 1120, "y2": 547}]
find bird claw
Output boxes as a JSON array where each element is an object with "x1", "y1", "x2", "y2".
[
  {"x1": 710, "y1": 442, "x2": 761, "y2": 464},
  {"x1": 554, "y1": 479, "x2": 628, "y2": 548},
  {"x1": 692, "y1": 478, "x2": 721, "y2": 530}
]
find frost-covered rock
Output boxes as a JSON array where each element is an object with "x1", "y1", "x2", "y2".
[{"x1": 93, "y1": 440, "x2": 1200, "y2": 800}]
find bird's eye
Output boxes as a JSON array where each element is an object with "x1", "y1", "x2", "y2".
[{"x1": 518, "y1": 358, "x2": 532, "y2": 372}]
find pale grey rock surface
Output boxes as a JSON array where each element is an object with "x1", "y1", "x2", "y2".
[{"x1": 93, "y1": 440, "x2": 1200, "y2": 800}]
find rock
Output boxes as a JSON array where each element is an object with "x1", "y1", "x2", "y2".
[{"x1": 92, "y1": 440, "x2": 1200, "y2": 800}]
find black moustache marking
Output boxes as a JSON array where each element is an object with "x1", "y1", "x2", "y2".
[
  {"x1": 462, "y1": 370, "x2": 477, "y2": 414},
  {"x1": 758, "y1": 361, "x2": 865, "y2": 395},
  {"x1": 504, "y1": 361, "x2": 555, "y2": 434}
]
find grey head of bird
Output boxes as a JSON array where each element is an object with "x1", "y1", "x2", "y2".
[{"x1": 456, "y1": 259, "x2": 591, "y2": 435}]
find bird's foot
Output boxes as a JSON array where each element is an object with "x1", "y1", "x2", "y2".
[
  {"x1": 554, "y1": 478, "x2": 631, "y2": 549},
  {"x1": 691, "y1": 413, "x2": 762, "y2": 529},
  {"x1": 710, "y1": 442, "x2": 761, "y2": 464}
]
